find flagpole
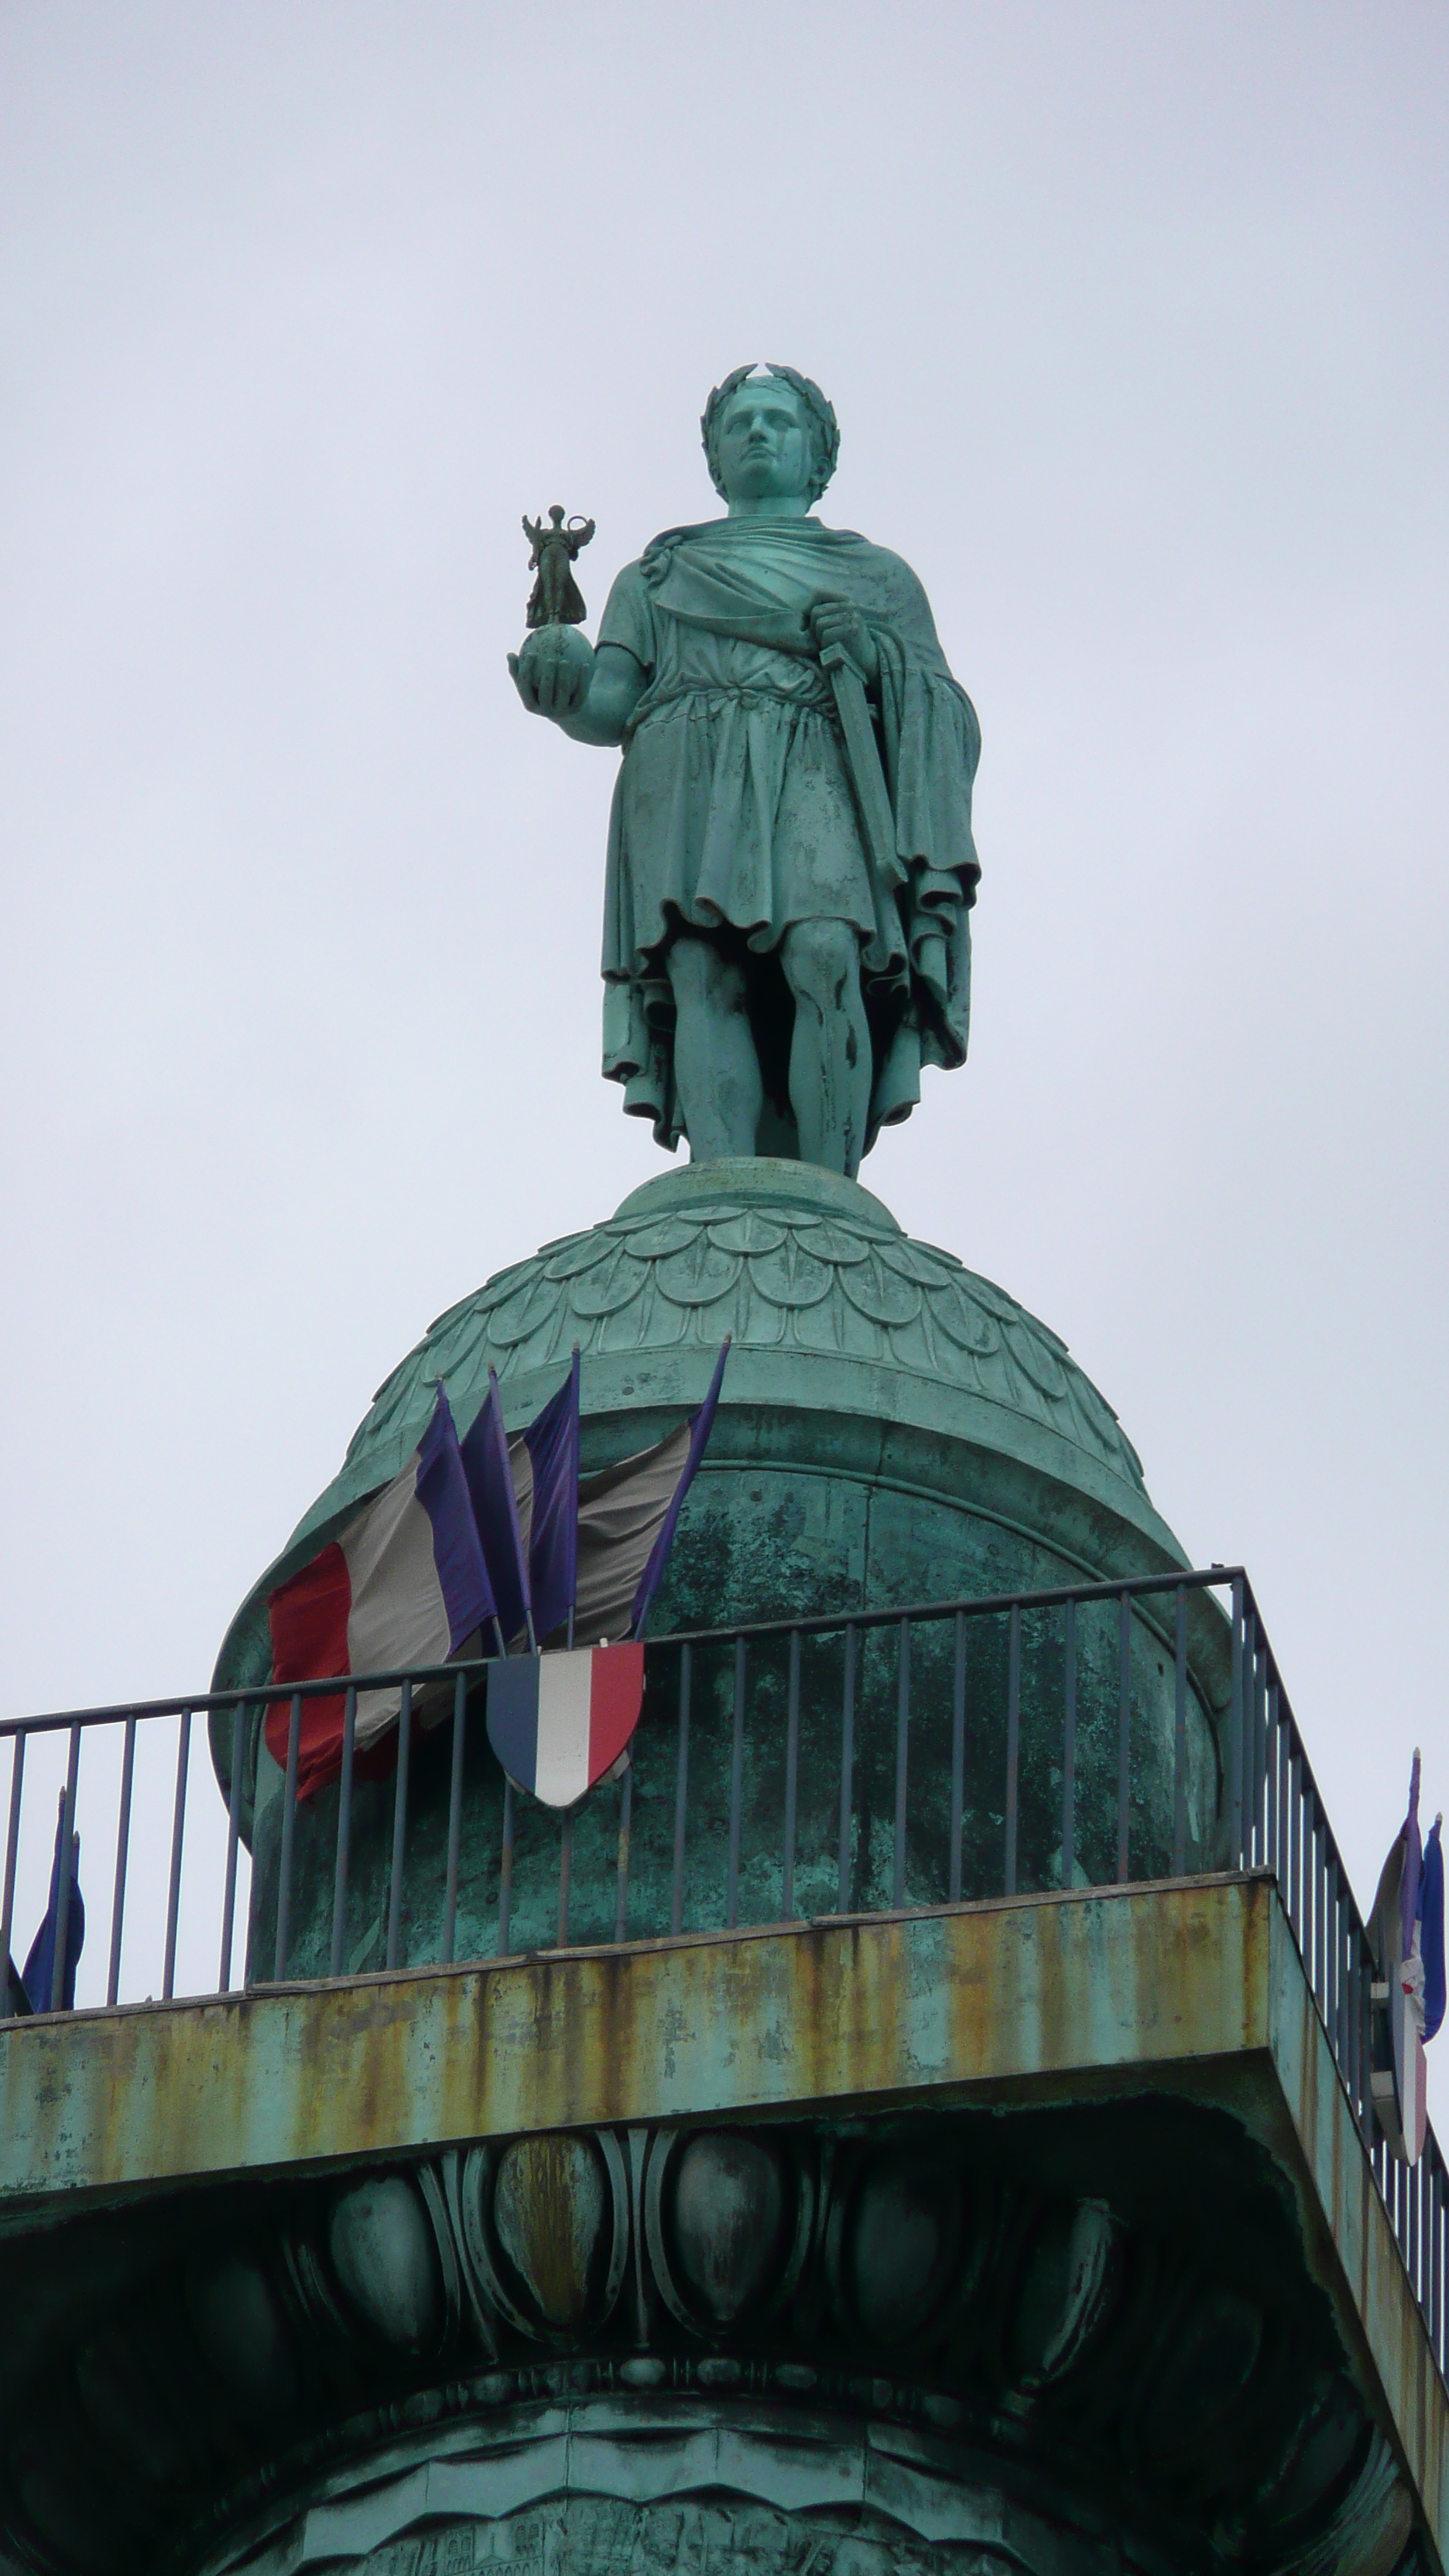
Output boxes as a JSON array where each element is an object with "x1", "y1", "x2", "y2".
[{"x1": 567, "y1": 1343, "x2": 581, "y2": 1652}]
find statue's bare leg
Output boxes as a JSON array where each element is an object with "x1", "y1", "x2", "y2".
[
  {"x1": 667, "y1": 933, "x2": 764, "y2": 1161},
  {"x1": 780, "y1": 918, "x2": 872, "y2": 1179}
]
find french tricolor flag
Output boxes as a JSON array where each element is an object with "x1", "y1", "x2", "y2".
[
  {"x1": 486, "y1": 1643, "x2": 645, "y2": 1807},
  {"x1": 262, "y1": 1341, "x2": 729, "y2": 1807},
  {"x1": 266, "y1": 1386, "x2": 495, "y2": 1800}
]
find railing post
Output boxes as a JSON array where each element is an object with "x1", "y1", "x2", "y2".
[
  {"x1": 159, "y1": 1711, "x2": 188, "y2": 2004},
  {"x1": 1413, "y1": 2153, "x2": 1423, "y2": 2338},
  {"x1": 274, "y1": 1691, "x2": 302, "y2": 1982},
  {"x1": 1115, "y1": 1594, "x2": 1131, "y2": 1885},
  {"x1": 1423, "y1": 2143, "x2": 1434, "y2": 2359},
  {"x1": 615, "y1": 1762, "x2": 632, "y2": 1942},
  {"x1": 1172, "y1": 1586, "x2": 1187, "y2": 1875},
  {"x1": 442, "y1": 1670, "x2": 468, "y2": 1968},
  {"x1": 670, "y1": 1643, "x2": 690, "y2": 1937},
  {"x1": 1326, "y1": 1854, "x2": 1341, "y2": 2064},
  {"x1": 1358, "y1": 1940, "x2": 1375, "y2": 2149},
  {"x1": 950, "y1": 1610, "x2": 966, "y2": 1903},
  {"x1": 1264, "y1": 1679, "x2": 1279, "y2": 1880},
  {"x1": 1247, "y1": 1605, "x2": 1261, "y2": 1865},
  {"x1": 1303, "y1": 1792, "x2": 1315, "y2": 1999},
  {"x1": 1005, "y1": 1605, "x2": 1020, "y2": 1898},
  {"x1": 1336, "y1": 1865, "x2": 1351, "y2": 2067},
  {"x1": 497, "y1": 1777, "x2": 514, "y2": 1957},
  {"x1": 218, "y1": 1706, "x2": 245, "y2": 1994},
  {"x1": 782, "y1": 1629, "x2": 800, "y2": 1921},
  {"x1": 109, "y1": 1712, "x2": 136, "y2": 2006},
  {"x1": 557, "y1": 1810, "x2": 572, "y2": 1950},
  {"x1": 1425, "y1": 2159, "x2": 1434, "y2": 2332},
  {"x1": 1310, "y1": 1798, "x2": 1324, "y2": 2008},
  {"x1": 1061, "y1": 1598, "x2": 1077, "y2": 1892},
  {"x1": 1317, "y1": 1811, "x2": 1329, "y2": 2017},
  {"x1": 1248, "y1": 1617, "x2": 1258, "y2": 1865},
  {"x1": 892, "y1": 1619, "x2": 909, "y2": 1910},
  {"x1": 329, "y1": 1685, "x2": 358, "y2": 1978},
  {"x1": 1, "y1": 1733, "x2": 24, "y2": 2006},
  {"x1": 1423, "y1": 2153, "x2": 1434, "y2": 2369},
  {"x1": 836, "y1": 1624, "x2": 856, "y2": 1914},
  {"x1": 1344, "y1": 1921, "x2": 1361, "y2": 2126},
  {"x1": 1243, "y1": 1625, "x2": 1255, "y2": 1866},
  {"x1": 385, "y1": 1679, "x2": 412, "y2": 1972},
  {"x1": 1273, "y1": 1690, "x2": 1283, "y2": 1896},
  {"x1": 727, "y1": 1639, "x2": 745, "y2": 1929},
  {"x1": 1229, "y1": 1577, "x2": 1245, "y2": 1866},
  {"x1": 50, "y1": 1720, "x2": 83, "y2": 2012},
  {"x1": 1289, "y1": 1745, "x2": 1302, "y2": 1942}
]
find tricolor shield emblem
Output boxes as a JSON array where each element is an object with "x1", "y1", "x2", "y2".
[{"x1": 486, "y1": 1643, "x2": 645, "y2": 1807}]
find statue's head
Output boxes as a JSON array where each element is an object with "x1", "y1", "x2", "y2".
[{"x1": 701, "y1": 365, "x2": 840, "y2": 507}]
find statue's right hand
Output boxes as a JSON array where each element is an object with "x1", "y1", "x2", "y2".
[{"x1": 509, "y1": 626, "x2": 595, "y2": 722}]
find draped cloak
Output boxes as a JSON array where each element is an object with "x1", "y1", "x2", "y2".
[{"x1": 598, "y1": 516, "x2": 981, "y2": 1156}]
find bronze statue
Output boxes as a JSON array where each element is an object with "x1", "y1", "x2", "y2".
[
  {"x1": 509, "y1": 368, "x2": 980, "y2": 1178},
  {"x1": 522, "y1": 505, "x2": 594, "y2": 630}
]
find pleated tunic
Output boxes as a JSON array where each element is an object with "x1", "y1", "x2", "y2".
[{"x1": 597, "y1": 516, "x2": 981, "y2": 1153}]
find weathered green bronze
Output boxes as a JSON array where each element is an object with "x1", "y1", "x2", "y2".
[
  {"x1": 508, "y1": 367, "x2": 980, "y2": 1179},
  {"x1": 522, "y1": 506, "x2": 594, "y2": 629},
  {"x1": 5, "y1": 368, "x2": 1443, "y2": 2576},
  {"x1": 209, "y1": 1160, "x2": 1223, "y2": 1982},
  {"x1": 0, "y1": 1886, "x2": 1440, "y2": 2576}
]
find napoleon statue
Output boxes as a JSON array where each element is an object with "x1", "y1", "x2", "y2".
[{"x1": 509, "y1": 364, "x2": 981, "y2": 1180}]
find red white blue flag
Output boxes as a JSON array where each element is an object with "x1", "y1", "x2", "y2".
[
  {"x1": 267, "y1": 1386, "x2": 494, "y2": 1799},
  {"x1": 486, "y1": 1642, "x2": 645, "y2": 1807},
  {"x1": 262, "y1": 1341, "x2": 729, "y2": 1803}
]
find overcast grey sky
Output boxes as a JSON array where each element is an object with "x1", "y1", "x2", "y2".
[{"x1": 1, "y1": 1, "x2": 1445, "y2": 1984}]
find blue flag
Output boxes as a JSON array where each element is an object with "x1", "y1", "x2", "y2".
[
  {"x1": 525, "y1": 1347, "x2": 581, "y2": 1646},
  {"x1": 22, "y1": 1790, "x2": 84, "y2": 2013},
  {"x1": 1420, "y1": 1814, "x2": 1444, "y2": 2044},
  {"x1": 461, "y1": 1342, "x2": 728, "y2": 1656},
  {"x1": 461, "y1": 1367, "x2": 532, "y2": 1649},
  {"x1": 414, "y1": 1382, "x2": 498, "y2": 1649}
]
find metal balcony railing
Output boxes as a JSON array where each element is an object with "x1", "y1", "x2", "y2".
[{"x1": 1, "y1": 1564, "x2": 1443, "y2": 2382}]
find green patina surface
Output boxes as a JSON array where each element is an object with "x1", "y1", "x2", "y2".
[
  {"x1": 509, "y1": 364, "x2": 979, "y2": 1178},
  {"x1": 1, "y1": 1875, "x2": 1444, "y2": 2562},
  {"x1": 0, "y1": 1878, "x2": 1265, "y2": 2208},
  {"x1": 206, "y1": 1163, "x2": 1230, "y2": 1985},
  {"x1": 12, "y1": 363, "x2": 1423, "y2": 2576},
  {"x1": 214, "y1": 1161, "x2": 1181, "y2": 1670}
]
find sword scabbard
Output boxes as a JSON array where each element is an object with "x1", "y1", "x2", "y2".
[{"x1": 820, "y1": 642, "x2": 899, "y2": 883}]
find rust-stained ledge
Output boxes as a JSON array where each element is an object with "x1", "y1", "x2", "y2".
[
  {"x1": 1, "y1": 1872, "x2": 1444, "y2": 2560},
  {"x1": 1, "y1": 1873, "x2": 1265, "y2": 2205}
]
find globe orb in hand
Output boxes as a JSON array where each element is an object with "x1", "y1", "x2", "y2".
[{"x1": 511, "y1": 624, "x2": 595, "y2": 721}]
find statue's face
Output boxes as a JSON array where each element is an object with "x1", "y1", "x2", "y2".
[{"x1": 714, "y1": 382, "x2": 815, "y2": 504}]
